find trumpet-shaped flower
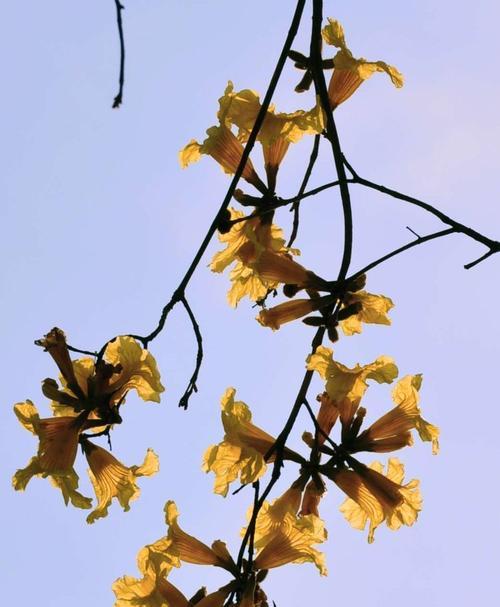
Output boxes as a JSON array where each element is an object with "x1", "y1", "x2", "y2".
[
  {"x1": 114, "y1": 501, "x2": 237, "y2": 607},
  {"x1": 352, "y1": 375, "x2": 440, "y2": 454},
  {"x1": 219, "y1": 82, "x2": 324, "y2": 190},
  {"x1": 12, "y1": 400, "x2": 92, "y2": 508},
  {"x1": 253, "y1": 509, "x2": 328, "y2": 576},
  {"x1": 180, "y1": 81, "x2": 324, "y2": 193},
  {"x1": 83, "y1": 441, "x2": 160, "y2": 524},
  {"x1": 210, "y1": 208, "x2": 299, "y2": 307},
  {"x1": 307, "y1": 346, "x2": 398, "y2": 436},
  {"x1": 334, "y1": 458, "x2": 422, "y2": 543},
  {"x1": 113, "y1": 574, "x2": 190, "y2": 607},
  {"x1": 322, "y1": 18, "x2": 403, "y2": 108},
  {"x1": 257, "y1": 294, "x2": 337, "y2": 330},
  {"x1": 203, "y1": 388, "x2": 302, "y2": 496}
]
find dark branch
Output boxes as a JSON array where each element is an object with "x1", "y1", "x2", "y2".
[
  {"x1": 348, "y1": 228, "x2": 455, "y2": 280},
  {"x1": 112, "y1": 1, "x2": 126, "y2": 109},
  {"x1": 178, "y1": 296, "x2": 203, "y2": 410},
  {"x1": 67, "y1": 345, "x2": 98, "y2": 357},
  {"x1": 288, "y1": 134, "x2": 321, "y2": 247},
  {"x1": 343, "y1": 155, "x2": 500, "y2": 263},
  {"x1": 310, "y1": 0, "x2": 353, "y2": 282}
]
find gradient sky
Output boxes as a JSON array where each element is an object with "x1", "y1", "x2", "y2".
[{"x1": 2, "y1": 1, "x2": 500, "y2": 606}]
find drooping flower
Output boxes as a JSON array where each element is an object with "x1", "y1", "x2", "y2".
[
  {"x1": 253, "y1": 507, "x2": 328, "y2": 576},
  {"x1": 37, "y1": 328, "x2": 164, "y2": 420},
  {"x1": 307, "y1": 345, "x2": 398, "y2": 441},
  {"x1": 322, "y1": 18, "x2": 403, "y2": 108},
  {"x1": 332, "y1": 458, "x2": 422, "y2": 543},
  {"x1": 13, "y1": 328, "x2": 165, "y2": 520},
  {"x1": 220, "y1": 82, "x2": 324, "y2": 191},
  {"x1": 83, "y1": 441, "x2": 160, "y2": 524},
  {"x1": 210, "y1": 208, "x2": 300, "y2": 307},
  {"x1": 180, "y1": 81, "x2": 324, "y2": 193},
  {"x1": 12, "y1": 400, "x2": 92, "y2": 508},
  {"x1": 257, "y1": 297, "x2": 333, "y2": 330},
  {"x1": 113, "y1": 574, "x2": 191, "y2": 607},
  {"x1": 203, "y1": 388, "x2": 303, "y2": 496},
  {"x1": 113, "y1": 501, "x2": 237, "y2": 607}
]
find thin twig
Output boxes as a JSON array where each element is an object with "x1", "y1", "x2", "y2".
[
  {"x1": 81, "y1": 0, "x2": 308, "y2": 369},
  {"x1": 67, "y1": 345, "x2": 98, "y2": 357},
  {"x1": 348, "y1": 228, "x2": 455, "y2": 281},
  {"x1": 246, "y1": 481, "x2": 260, "y2": 574},
  {"x1": 112, "y1": 1, "x2": 126, "y2": 108},
  {"x1": 236, "y1": 325, "x2": 326, "y2": 575},
  {"x1": 288, "y1": 134, "x2": 321, "y2": 246},
  {"x1": 178, "y1": 296, "x2": 203, "y2": 410},
  {"x1": 342, "y1": 155, "x2": 500, "y2": 263}
]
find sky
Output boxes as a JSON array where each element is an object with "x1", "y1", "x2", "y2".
[{"x1": 1, "y1": 1, "x2": 500, "y2": 605}]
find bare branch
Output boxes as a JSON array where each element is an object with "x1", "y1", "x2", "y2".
[
  {"x1": 111, "y1": 1, "x2": 126, "y2": 108},
  {"x1": 178, "y1": 296, "x2": 203, "y2": 410},
  {"x1": 288, "y1": 134, "x2": 321, "y2": 246}
]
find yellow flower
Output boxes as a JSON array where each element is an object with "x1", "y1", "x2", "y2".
[
  {"x1": 257, "y1": 295, "x2": 336, "y2": 330},
  {"x1": 253, "y1": 508, "x2": 328, "y2": 576},
  {"x1": 322, "y1": 18, "x2": 403, "y2": 108},
  {"x1": 220, "y1": 82, "x2": 324, "y2": 191},
  {"x1": 180, "y1": 82, "x2": 324, "y2": 193},
  {"x1": 249, "y1": 486, "x2": 303, "y2": 550},
  {"x1": 37, "y1": 329, "x2": 164, "y2": 420},
  {"x1": 83, "y1": 441, "x2": 159, "y2": 524},
  {"x1": 339, "y1": 290, "x2": 394, "y2": 336},
  {"x1": 333, "y1": 458, "x2": 422, "y2": 543},
  {"x1": 237, "y1": 245, "x2": 326, "y2": 290},
  {"x1": 113, "y1": 574, "x2": 190, "y2": 607},
  {"x1": 12, "y1": 400, "x2": 92, "y2": 508},
  {"x1": 181, "y1": 126, "x2": 268, "y2": 194},
  {"x1": 307, "y1": 346, "x2": 398, "y2": 432},
  {"x1": 203, "y1": 388, "x2": 303, "y2": 496},
  {"x1": 210, "y1": 208, "x2": 299, "y2": 307},
  {"x1": 352, "y1": 375, "x2": 440, "y2": 454}
]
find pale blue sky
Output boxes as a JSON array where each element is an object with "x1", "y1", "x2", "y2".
[{"x1": 1, "y1": 1, "x2": 500, "y2": 606}]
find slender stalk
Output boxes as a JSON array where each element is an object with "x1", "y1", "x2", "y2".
[
  {"x1": 310, "y1": 0, "x2": 353, "y2": 281},
  {"x1": 288, "y1": 134, "x2": 321, "y2": 246},
  {"x1": 348, "y1": 228, "x2": 455, "y2": 280},
  {"x1": 112, "y1": 1, "x2": 126, "y2": 108}
]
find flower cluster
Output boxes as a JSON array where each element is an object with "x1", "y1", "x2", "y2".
[
  {"x1": 12, "y1": 12, "x2": 450, "y2": 607},
  {"x1": 13, "y1": 328, "x2": 164, "y2": 523},
  {"x1": 113, "y1": 497, "x2": 326, "y2": 607},
  {"x1": 203, "y1": 346, "x2": 438, "y2": 545}
]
